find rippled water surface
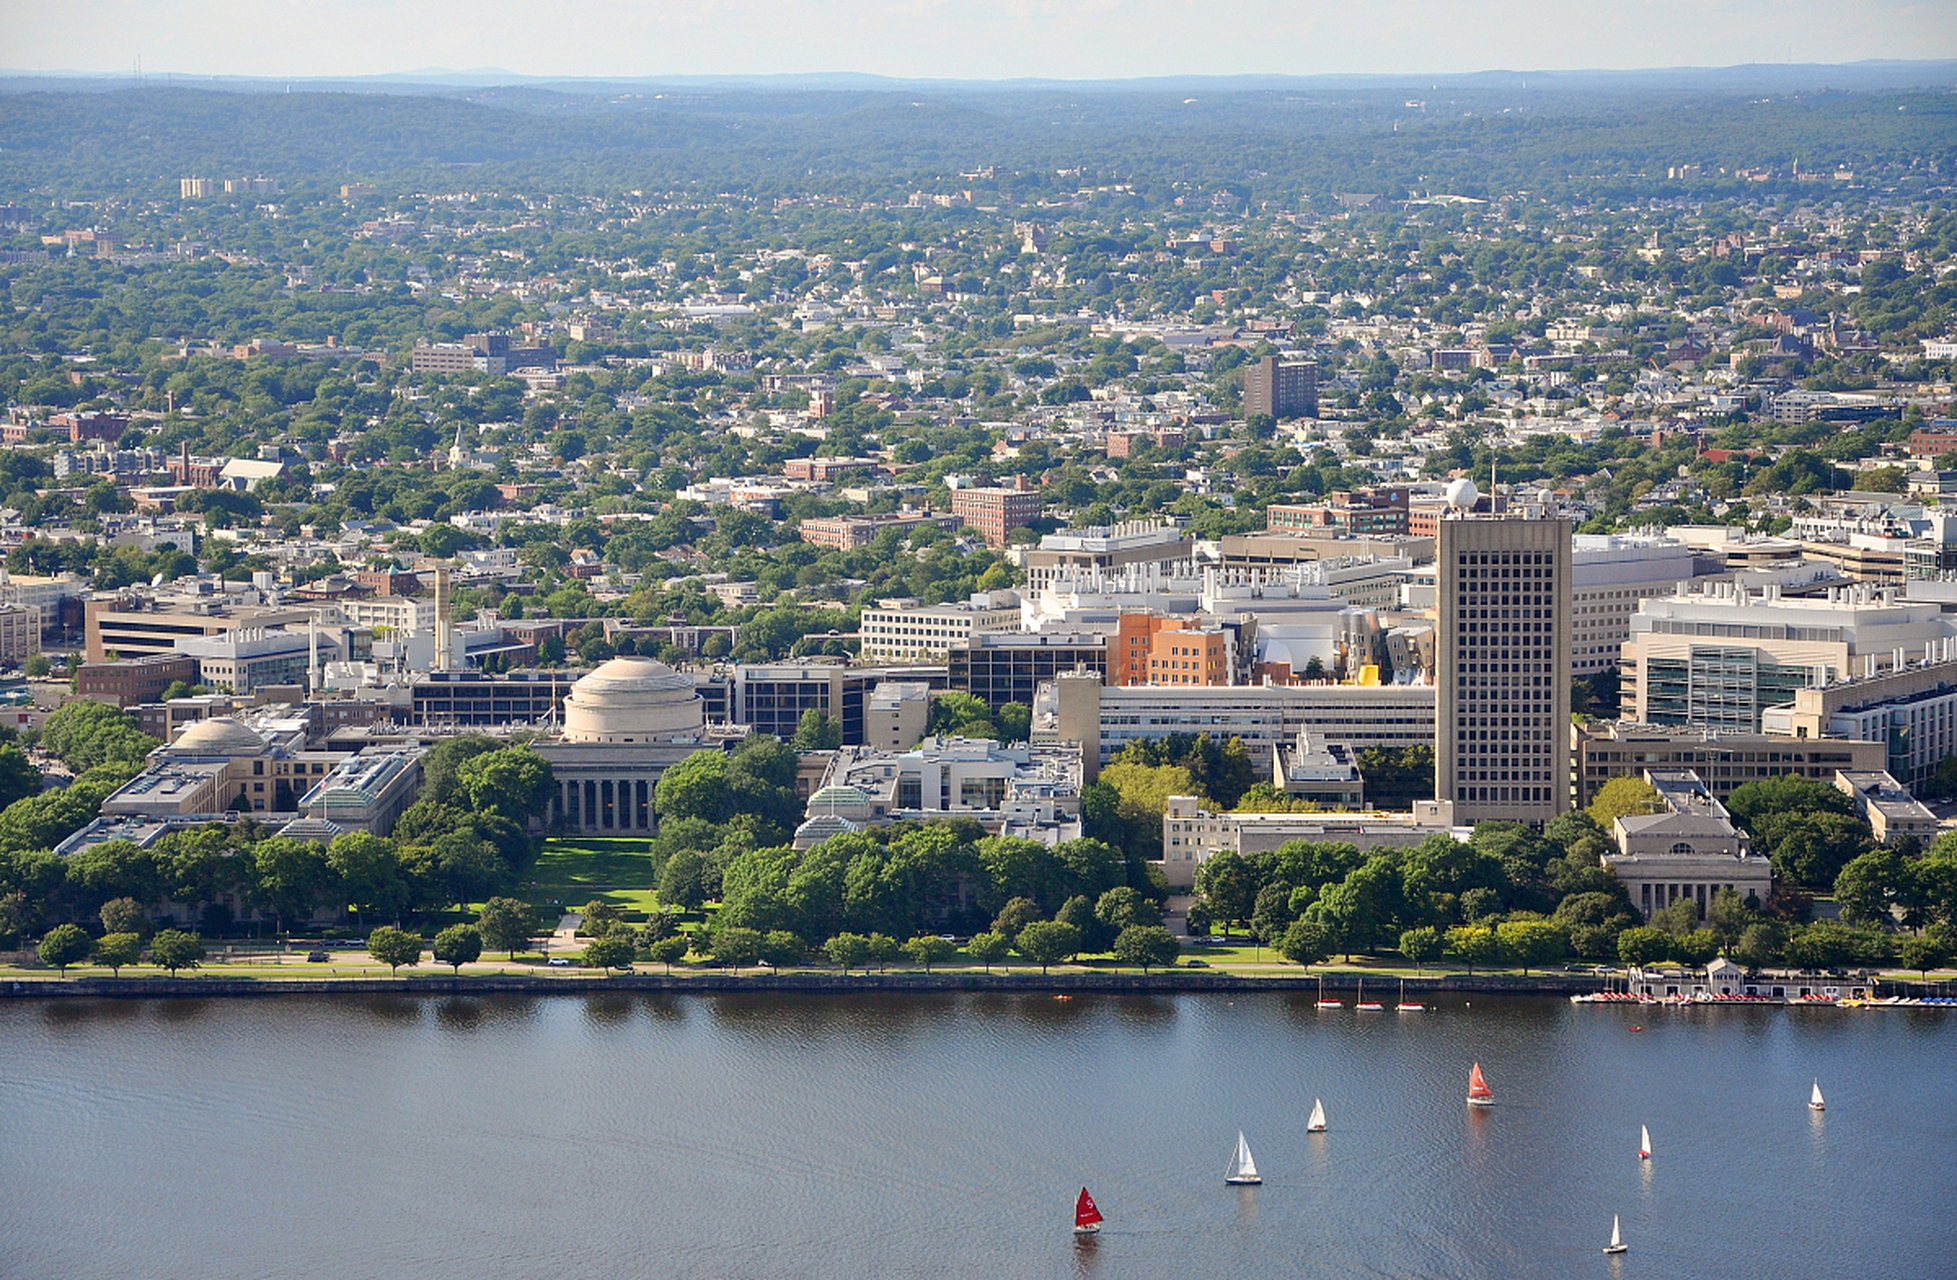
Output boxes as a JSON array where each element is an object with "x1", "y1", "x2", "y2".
[{"x1": 2, "y1": 991, "x2": 1952, "y2": 1279}]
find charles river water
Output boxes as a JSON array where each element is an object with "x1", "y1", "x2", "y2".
[{"x1": 3, "y1": 989, "x2": 1952, "y2": 1279}]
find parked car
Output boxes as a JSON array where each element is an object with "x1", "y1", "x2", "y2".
[
  {"x1": 547, "y1": 957, "x2": 572, "y2": 967},
  {"x1": 306, "y1": 950, "x2": 329, "y2": 963},
  {"x1": 1184, "y1": 958, "x2": 1210, "y2": 968}
]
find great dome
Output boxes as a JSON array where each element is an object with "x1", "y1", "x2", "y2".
[
  {"x1": 169, "y1": 717, "x2": 267, "y2": 756},
  {"x1": 561, "y1": 656, "x2": 705, "y2": 743}
]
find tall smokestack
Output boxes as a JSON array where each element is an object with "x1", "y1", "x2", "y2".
[{"x1": 434, "y1": 566, "x2": 452, "y2": 672}]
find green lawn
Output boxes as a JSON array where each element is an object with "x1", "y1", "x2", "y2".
[{"x1": 514, "y1": 837, "x2": 661, "y2": 920}]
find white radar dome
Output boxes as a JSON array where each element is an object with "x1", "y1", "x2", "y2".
[{"x1": 1444, "y1": 478, "x2": 1481, "y2": 509}]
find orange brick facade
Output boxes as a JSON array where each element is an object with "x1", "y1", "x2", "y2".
[{"x1": 1113, "y1": 613, "x2": 1231, "y2": 687}]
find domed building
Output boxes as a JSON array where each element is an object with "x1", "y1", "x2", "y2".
[
  {"x1": 534, "y1": 657, "x2": 723, "y2": 834},
  {"x1": 99, "y1": 710, "x2": 342, "y2": 823},
  {"x1": 167, "y1": 717, "x2": 271, "y2": 757},
  {"x1": 560, "y1": 656, "x2": 705, "y2": 743}
]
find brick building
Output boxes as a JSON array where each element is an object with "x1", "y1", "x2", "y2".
[
  {"x1": 77, "y1": 654, "x2": 200, "y2": 708},
  {"x1": 1242, "y1": 356, "x2": 1318, "y2": 420},
  {"x1": 353, "y1": 570, "x2": 424, "y2": 597},
  {"x1": 50, "y1": 411, "x2": 129, "y2": 444},
  {"x1": 949, "y1": 482, "x2": 1043, "y2": 549}
]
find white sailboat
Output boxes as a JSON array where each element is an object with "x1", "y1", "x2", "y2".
[
  {"x1": 1356, "y1": 976, "x2": 1384, "y2": 1010},
  {"x1": 1316, "y1": 973, "x2": 1340, "y2": 1009},
  {"x1": 1603, "y1": 1214, "x2": 1628, "y2": 1255},
  {"x1": 1809, "y1": 1080, "x2": 1826, "y2": 1112},
  {"x1": 1397, "y1": 976, "x2": 1424, "y2": 1012},
  {"x1": 1306, "y1": 1097, "x2": 1327, "y2": 1133},
  {"x1": 1638, "y1": 1124, "x2": 1651, "y2": 1160},
  {"x1": 1225, "y1": 1131, "x2": 1262, "y2": 1185}
]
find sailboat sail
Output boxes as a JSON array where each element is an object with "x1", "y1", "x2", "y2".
[
  {"x1": 1225, "y1": 1131, "x2": 1261, "y2": 1183},
  {"x1": 1810, "y1": 1080, "x2": 1826, "y2": 1111},
  {"x1": 1307, "y1": 1098, "x2": 1327, "y2": 1132},
  {"x1": 1075, "y1": 1187, "x2": 1102, "y2": 1230},
  {"x1": 1604, "y1": 1214, "x2": 1627, "y2": 1254},
  {"x1": 1467, "y1": 1062, "x2": 1495, "y2": 1105},
  {"x1": 1639, "y1": 1125, "x2": 1651, "y2": 1159}
]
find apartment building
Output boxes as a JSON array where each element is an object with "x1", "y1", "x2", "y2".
[
  {"x1": 1242, "y1": 355, "x2": 1318, "y2": 419},
  {"x1": 334, "y1": 596, "x2": 438, "y2": 634},
  {"x1": 948, "y1": 483, "x2": 1043, "y2": 549},
  {"x1": 0, "y1": 604, "x2": 40, "y2": 665},
  {"x1": 0, "y1": 571, "x2": 86, "y2": 633}
]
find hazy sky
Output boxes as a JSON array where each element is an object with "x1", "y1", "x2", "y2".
[{"x1": 6, "y1": 0, "x2": 1956, "y2": 81}]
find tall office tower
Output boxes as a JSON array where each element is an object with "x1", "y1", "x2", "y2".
[{"x1": 1437, "y1": 496, "x2": 1572, "y2": 826}]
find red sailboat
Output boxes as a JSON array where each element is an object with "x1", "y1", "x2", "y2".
[
  {"x1": 1467, "y1": 1061, "x2": 1495, "y2": 1108},
  {"x1": 1074, "y1": 1187, "x2": 1103, "y2": 1235}
]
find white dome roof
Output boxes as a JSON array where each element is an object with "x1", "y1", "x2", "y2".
[
  {"x1": 1444, "y1": 477, "x2": 1480, "y2": 510},
  {"x1": 170, "y1": 717, "x2": 267, "y2": 755},
  {"x1": 562, "y1": 656, "x2": 704, "y2": 743}
]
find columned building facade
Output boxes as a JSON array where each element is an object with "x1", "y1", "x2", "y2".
[
  {"x1": 531, "y1": 656, "x2": 717, "y2": 835},
  {"x1": 1437, "y1": 511, "x2": 1573, "y2": 825}
]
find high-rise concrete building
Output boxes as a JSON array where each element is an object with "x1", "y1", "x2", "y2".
[
  {"x1": 1438, "y1": 509, "x2": 1573, "y2": 825},
  {"x1": 1242, "y1": 356, "x2": 1318, "y2": 420}
]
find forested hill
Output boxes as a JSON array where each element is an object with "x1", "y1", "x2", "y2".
[{"x1": 2, "y1": 78, "x2": 1955, "y2": 203}]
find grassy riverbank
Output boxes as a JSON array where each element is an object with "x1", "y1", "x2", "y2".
[{"x1": 5, "y1": 951, "x2": 1952, "y2": 997}]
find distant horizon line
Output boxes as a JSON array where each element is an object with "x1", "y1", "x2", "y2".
[{"x1": 2, "y1": 57, "x2": 1954, "y2": 93}]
